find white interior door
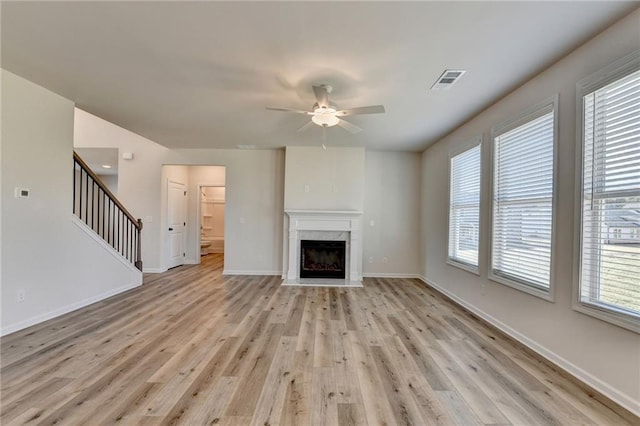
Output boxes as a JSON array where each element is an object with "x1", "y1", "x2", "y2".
[{"x1": 167, "y1": 181, "x2": 187, "y2": 269}]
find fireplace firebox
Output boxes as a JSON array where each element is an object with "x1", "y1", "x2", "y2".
[{"x1": 300, "y1": 240, "x2": 346, "y2": 279}]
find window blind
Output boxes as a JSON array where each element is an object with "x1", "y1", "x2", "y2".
[
  {"x1": 448, "y1": 144, "x2": 481, "y2": 268},
  {"x1": 492, "y1": 107, "x2": 555, "y2": 290},
  {"x1": 580, "y1": 69, "x2": 640, "y2": 318}
]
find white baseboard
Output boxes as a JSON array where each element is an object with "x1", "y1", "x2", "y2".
[
  {"x1": 223, "y1": 270, "x2": 282, "y2": 276},
  {"x1": 363, "y1": 273, "x2": 421, "y2": 279},
  {"x1": 143, "y1": 267, "x2": 167, "y2": 273},
  {"x1": 1, "y1": 281, "x2": 141, "y2": 337},
  {"x1": 417, "y1": 275, "x2": 640, "y2": 417}
]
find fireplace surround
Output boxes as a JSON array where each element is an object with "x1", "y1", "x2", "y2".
[{"x1": 283, "y1": 210, "x2": 363, "y2": 285}]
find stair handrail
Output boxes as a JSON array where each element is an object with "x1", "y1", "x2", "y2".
[{"x1": 73, "y1": 151, "x2": 143, "y2": 271}]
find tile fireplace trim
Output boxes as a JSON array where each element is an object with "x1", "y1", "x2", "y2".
[{"x1": 284, "y1": 210, "x2": 363, "y2": 284}]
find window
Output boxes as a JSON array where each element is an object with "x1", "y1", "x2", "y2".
[
  {"x1": 448, "y1": 141, "x2": 481, "y2": 271},
  {"x1": 576, "y1": 54, "x2": 640, "y2": 332},
  {"x1": 490, "y1": 98, "x2": 557, "y2": 299}
]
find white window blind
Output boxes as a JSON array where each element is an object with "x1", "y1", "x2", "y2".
[
  {"x1": 448, "y1": 144, "x2": 481, "y2": 268},
  {"x1": 491, "y1": 105, "x2": 555, "y2": 292},
  {"x1": 580, "y1": 68, "x2": 640, "y2": 322}
]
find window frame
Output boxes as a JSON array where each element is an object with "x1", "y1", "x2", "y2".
[
  {"x1": 573, "y1": 50, "x2": 640, "y2": 333},
  {"x1": 446, "y1": 135, "x2": 483, "y2": 275},
  {"x1": 488, "y1": 95, "x2": 559, "y2": 302}
]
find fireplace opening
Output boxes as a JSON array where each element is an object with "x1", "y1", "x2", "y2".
[{"x1": 300, "y1": 240, "x2": 346, "y2": 279}]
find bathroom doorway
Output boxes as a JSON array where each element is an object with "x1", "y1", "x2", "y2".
[{"x1": 198, "y1": 185, "x2": 225, "y2": 257}]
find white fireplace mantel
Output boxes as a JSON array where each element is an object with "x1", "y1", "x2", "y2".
[{"x1": 284, "y1": 210, "x2": 363, "y2": 284}]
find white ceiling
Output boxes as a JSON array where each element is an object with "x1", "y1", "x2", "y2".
[{"x1": 2, "y1": 1, "x2": 637, "y2": 152}]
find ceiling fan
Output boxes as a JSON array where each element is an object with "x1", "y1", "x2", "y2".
[{"x1": 267, "y1": 84, "x2": 385, "y2": 134}]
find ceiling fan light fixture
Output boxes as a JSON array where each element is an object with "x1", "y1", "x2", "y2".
[
  {"x1": 266, "y1": 84, "x2": 384, "y2": 135},
  {"x1": 311, "y1": 106, "x2": 339, "y2": 127}
]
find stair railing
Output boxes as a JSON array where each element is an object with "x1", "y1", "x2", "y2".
[{"x1": 73, "y1": 152, "x2": 143, "y2": 271}]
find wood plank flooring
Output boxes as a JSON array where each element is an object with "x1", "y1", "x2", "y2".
[{"x1": 1, "y1": 254, "x2": 636, "y2": 425}]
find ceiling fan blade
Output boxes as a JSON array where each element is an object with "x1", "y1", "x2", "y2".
[
  {"x1": 266, "y1": 106, "x2": 311, "y2": 114},
  {"x1": 312, "y1": 85, "x2": 329, "y2": 108},
  {"x1": 337, "y1": 119, "x2": 363, "y2": 134},
  {"x1": 297, "y1": 121, "x2": 315, "y2": 133},
  {"x1": 335, "y1": 105, "x2": 385, "y2": 116}
]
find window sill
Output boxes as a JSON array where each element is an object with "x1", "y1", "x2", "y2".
[
  {"x1": 572, "y1": 302, "x2": 640, "y2": 334},
  {"x1": 446, "y1": 259, "x2": 480, "y2": 276},
  {"x1": 488, "y1": 272, "x2": 554, "y2": 302}
]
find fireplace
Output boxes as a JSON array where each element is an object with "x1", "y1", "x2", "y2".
[
  {"x1": 300, "y1": 240, "x2": 346, "y2": 279},
  {"x1": 284, "y1": 210, "x2": 362, "y2": 285}
]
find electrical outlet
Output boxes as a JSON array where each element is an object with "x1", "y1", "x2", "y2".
[
  {"x1": 382, "y1": 257, "x2": 388, "y2": 264},
  {"x1": 304, "y1": 184, "x2": 310, "y2": 193},
  {"x1": 369, "y1": 256, "x2": 374, "y2": 264},
  {"x1": 240, "y1": 217, "x2": 245, "y2": 224},
  {"x1": 17, "y1": 289, "x2": 25, "y2": 303}
]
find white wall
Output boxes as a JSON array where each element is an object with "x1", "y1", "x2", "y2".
[
  {"x1": 75, "y1": 108, "x2": 169, "y2": 271},
  {"x1": 75, "y1": 114, "x2": 422, "y2": 278},
  {"x1": 96, "y1": 173, "x2": 118, "y2": 195},
  {"x1": 284, "y1": 146, "x2": 365, "y2": 211},
  {"x1": 167, "y1": 149, "x2": 285, "y2": 275},
  {"x1": 1, "y1": 70, "x2": 141, "y2": 335},
  {"x1": 364, "y1": 151, "x2": 421, "y2": 277},
  {"x1": 420, "y1": 10, "x2": 640, "y2": 414},
  {"x1": 75, "y1": 110, "x2": 286, "y2": 275}
]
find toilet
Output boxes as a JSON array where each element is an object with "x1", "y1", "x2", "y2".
[{"x1": 200, "y1": 240, "x2": 212, "y2": 256}]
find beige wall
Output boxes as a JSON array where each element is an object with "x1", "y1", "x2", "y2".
[
  {"x1": 281, "y1": 146, "x2": 422, "y2": 277},
  {"x1": 420, "y1": 10, "x2": 640, "y2": 413},
  {"x1": 364, "y1": 151, "x2": 421, "y2": 276},
  {"x1": 284, "y1": 146, "x2": 365, "y2": 211},
  {"x1": 76, "y1": 112, "x2": 423, "y2": 277}
]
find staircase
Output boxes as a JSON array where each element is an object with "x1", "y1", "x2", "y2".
[{"x1": 73, "y1": 152, "x2": 143, "y2": 270}]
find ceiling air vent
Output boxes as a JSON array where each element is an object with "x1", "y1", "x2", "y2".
[{"x1": 431, "y1": 69, "x2": 466, "y2": 90}]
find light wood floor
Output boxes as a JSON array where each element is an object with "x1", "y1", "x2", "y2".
[{"x1": 1, "y1": 254, "x2": 636, "y2": 425}]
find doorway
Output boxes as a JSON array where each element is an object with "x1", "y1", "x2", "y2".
[
  {"x1": 199, "y1": 185, "x2": 225, "y2": 257},
  {"x1": 161, "y1": 165, "x2": 226, "y2": 271}
]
